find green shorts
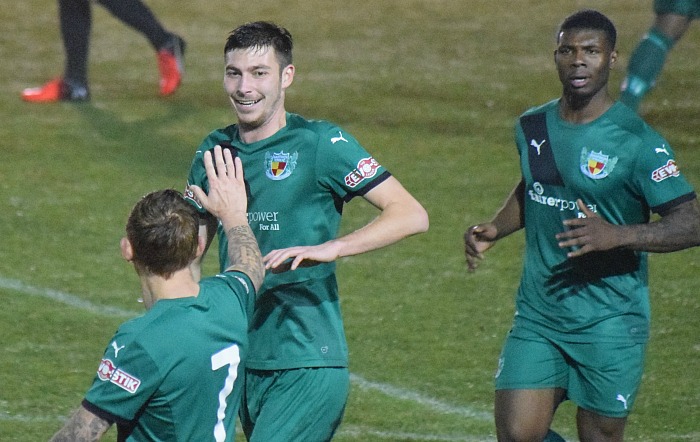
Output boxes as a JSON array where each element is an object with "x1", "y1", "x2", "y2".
[
  {"x1": 654, "y1": 0, "x2": 700, "y2": 18},
  {"x1": 241, "y1": 367, "x2": 350, "y2": 441},
  {"x1": 494, "y1": 330, "x2": 646, "y2": 418}
]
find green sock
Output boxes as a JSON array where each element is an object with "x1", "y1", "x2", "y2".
[{"x1": 620, "y1": 28, "x2": 675, "y2": 111}]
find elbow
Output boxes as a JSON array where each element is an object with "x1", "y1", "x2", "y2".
[{"x1": 413, "y1": 204, "x2": 430, "y2": 234}]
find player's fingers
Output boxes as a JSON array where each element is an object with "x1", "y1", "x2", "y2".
[
  {"x1": 557, "y1": 237, "x2": 577, "y2": 248},
  {"x1": 263, "y1": 249, "x2": 287, "y2": 267},
  {"x1": 203, "y1": 150, "x2": 216, "y2": 178},
  {"x1": 466, "y1": 255, "x2": 481, "y2": 272},
  {"x1": 576, "y1": 199, "x2": 597, "y2": 217},
  {"x1": 188, "y1": 185, "x2": 206, "y2": 205},
  {"x1": 233, "y1": 156, "x2": 244, "y2": 181},
  {"x1": 566, "y1": 244, "x2": 591, "y2": 258},
  {"x1": 213, "y1": 145, "x2": 227, "y2": 176},
  {"x1": 222, "y1": 145, "x2": 234, "y2": 165}
]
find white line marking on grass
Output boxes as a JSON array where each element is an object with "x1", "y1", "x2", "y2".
[
  {"x1": 350, "y1": 373, "x2": 492, "y2": 421},
  {"x1": 3, "y1": 276, "x2": 492, "y2": 427},
  {"x1": 339, "y1": 425, "x2": 495, "y2": 441},
  {"x1": 0, "y1": 277, "x2": 138, "y2": 318},
  {"x1": 0, "y1": 411, "x2": 62, "y2": 422}
]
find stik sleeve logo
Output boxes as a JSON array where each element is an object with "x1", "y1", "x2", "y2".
[{"x1": 97, "y1": 358, "x2": 142, "y2": 394}]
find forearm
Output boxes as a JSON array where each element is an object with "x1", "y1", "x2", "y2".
[
  {"x1": 222, "y1": 214, "x2": 264, "y2": 292},
  {"x1": 490, "y1": 179, "x2": 525, "y2": 240},
  {"x1": 50, "y1": 406, "x2": 110, "y2": 442},
  {"x1": 616, "y1": 199, "x2": 700, "y2": 253},
  {"x1": 333, "y1": 198, "x2": 429, "y2": 258}
]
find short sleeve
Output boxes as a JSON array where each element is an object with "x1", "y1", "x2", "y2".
[
  {"x1": 83, "y1": 337, "x2": 160, "y2": 422},
  {"x1": 315, "y1": 125, "x2": 391, "y2": 202},
  {"x1": 631, "y1": 135, "x2": 695, "y2": 214}
]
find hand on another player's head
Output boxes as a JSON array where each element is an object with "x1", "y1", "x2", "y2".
[{"x1": 189, "y1": 145, "x2": 247, "y2": 225}]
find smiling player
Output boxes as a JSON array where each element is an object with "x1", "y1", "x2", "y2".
[{"x1": 185, "y1": 21, "x2": 428, "y2": 441}]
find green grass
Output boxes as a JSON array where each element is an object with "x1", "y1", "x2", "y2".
[{"x1": 1, "y1": 1, "x2": 698, "y2": 441}]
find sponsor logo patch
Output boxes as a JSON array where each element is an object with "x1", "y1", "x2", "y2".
[
  {"x1": 265, "y1": 151, "x2": 298, "y2": 180},
  {"x1": 97, "y1": 358, "x2": 141, "y2": 394},
  {"x1": 580, "y1": 148, "x2": 618, "y2": 180},
  {"x1": 184, "y1": 185, "x2": 202, "y2": 209},
  {"x1": 344, "y1": 157, "x2": 380, "y2": 188},
  {"x1": 651, "y1": 159, "x2": 680, "y2": 182}
]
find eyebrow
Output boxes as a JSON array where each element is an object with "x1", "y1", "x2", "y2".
[{"x1": 225, "y1": 64, "x2": 273, "y2": 71}]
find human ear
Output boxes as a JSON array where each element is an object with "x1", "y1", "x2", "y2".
[{"x1": 120, "y1": 237, "x2": 134, "y2": 262}]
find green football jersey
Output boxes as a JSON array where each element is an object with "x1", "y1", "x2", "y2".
[
  {"x1": 83, "y1": 272, "x2": 254, "y2": 441},
  {"x1": 512, "y1": 100, "x2": 695, "y2": 343},
  {"x1": 185, "y1": 113, "x2": 390, "y2": 370}
]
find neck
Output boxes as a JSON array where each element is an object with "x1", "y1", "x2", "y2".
[
  {"x1": 559, "y1": 90, "x2": 614, "y2": 124},
  {"x1": 140, "y1": 267, "x2": 200, "y2": 308},
  {"x1": 238, "y1": 108, "x2": 287, "y2": 144}
]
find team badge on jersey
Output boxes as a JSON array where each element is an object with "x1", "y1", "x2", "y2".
[
  {"x1": 265, "y1": 151, "x2": 298, "y2": 180},
  {"x1": 580, "y1": 148, "x2": 618, "y2": 180},
  {"x1": 97, "y1": 358, "x2": 141, "y2": 394}
]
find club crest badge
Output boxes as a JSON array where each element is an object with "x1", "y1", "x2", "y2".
[
  {"x1": 580, "y1": 148, "x2": 617, "y2": 180},
  {"x1": 265, "y1": 151, "x2": 298, "y2": 180}
]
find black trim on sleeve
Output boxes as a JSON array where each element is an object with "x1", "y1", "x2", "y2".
[
  {"x1": 343, "y1": 171, "x2": 392, "y2": 202},
  {"x1": 81, "y1": 399, "x2": 126, "y2": 426},
  {"x1": 652, "y1": 191, "x2": 697, "y2": 216},
  {"x1": 82, "y1": 399, "x2": 141, "y2": 442}
]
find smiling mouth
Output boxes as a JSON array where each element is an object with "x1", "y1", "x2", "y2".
[{"x1": 235, "y1": 98, "x2": 262, "y2": 106}]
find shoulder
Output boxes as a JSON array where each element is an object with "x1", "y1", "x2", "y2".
[
  {"x1": 607, "y1": 102, "x2": 663, "y2": 139},
  {"x1": 519, "y1": 99, "x2": 559, "y2": 120},
  {"x1": 201, "y1": 272, "x2": 254, "y2": 298},
  {"x1": 286, "y1": 113, "x2": 348, "y2": 142},
  {"x1": 197, "y1": 125, "x2": 238, "y2": 151}
]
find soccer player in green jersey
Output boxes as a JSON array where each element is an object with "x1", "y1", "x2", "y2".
[
  {"x1": 50, "y1": 146, "x2": 263, "y2": 441},
  {"x1": 464, "y1": 10, "x2": 700, "y2": 442},
  {"x1": 620, "y1": 0, "x2": 699, "y2": 111},
  {"x1": 185, "y1": 21, "x2": 429, "y2": 441}
]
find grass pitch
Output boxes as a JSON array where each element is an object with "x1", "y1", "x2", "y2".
[{"x1": 1, "y1": 1, "x2": 698, "y2": 441}]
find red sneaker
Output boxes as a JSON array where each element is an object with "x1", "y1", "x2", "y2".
[
  {"x1": 21, "y1": 78, "x2": 89, "y2": 103},
  {"x1": 157, "y1": 35, "x2": 186, "y2": 96},
  {"x1": 21, "y1": 78, "x2": 63, "y2": 102}
]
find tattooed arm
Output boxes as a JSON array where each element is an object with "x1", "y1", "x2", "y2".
[
  {"x1": 557, "y1": 198, "x2": 700, "y2": 257},
  {"x1": 223, "y1": 224, "x2": 264, "y2": 292},
  {"x1": 50, "y1": 406, "x2": 111, "y2": 442},
  {"x1": 188, "y1": 146, "x2": 264, "y2": 292}
]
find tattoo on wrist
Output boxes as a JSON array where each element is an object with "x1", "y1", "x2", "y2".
[{"x1": 226, "y1": 225, "x2": 264, "y2": 286}]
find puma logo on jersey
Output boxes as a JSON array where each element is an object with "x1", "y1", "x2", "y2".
[
  {"x1": 655, "y1": 144, "x2": 670, "y2": 155},
  {"x1": 331, "y1": 131, "x2": 348, "y2": 144},
  {"x1": 530, "y1": 139, "x2": 546, "y2": 155},
  {"x1": 112, "y1": 341, "x2": 125, "y2": 357},
  {"x1": 616, "y1": 393, "x2": 630, "y2": 410}
]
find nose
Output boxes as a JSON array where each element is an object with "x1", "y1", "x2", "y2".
[
  {"x1": 572, "y1": 49, "x2": 586, "y2": 66},
  {"x1": 236, "y1": 74, "x2": 253, "y2": 96}
]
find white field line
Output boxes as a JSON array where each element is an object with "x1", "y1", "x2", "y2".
[
  {"x1": 2, "y1": 275, "x2": 491, "y2": 423},
  {"x1": 0, "y1": 277, "x2": 138, "y2": 318},
  {"x1": 5, "y1": 277, "x2": 699, "y2": 442},
  {"x1": 338, "y1": 425, "x2": 496, "y2": 441},
  {"x1": 350, "y1": 373, "x2": 492, "y2": 421}
]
